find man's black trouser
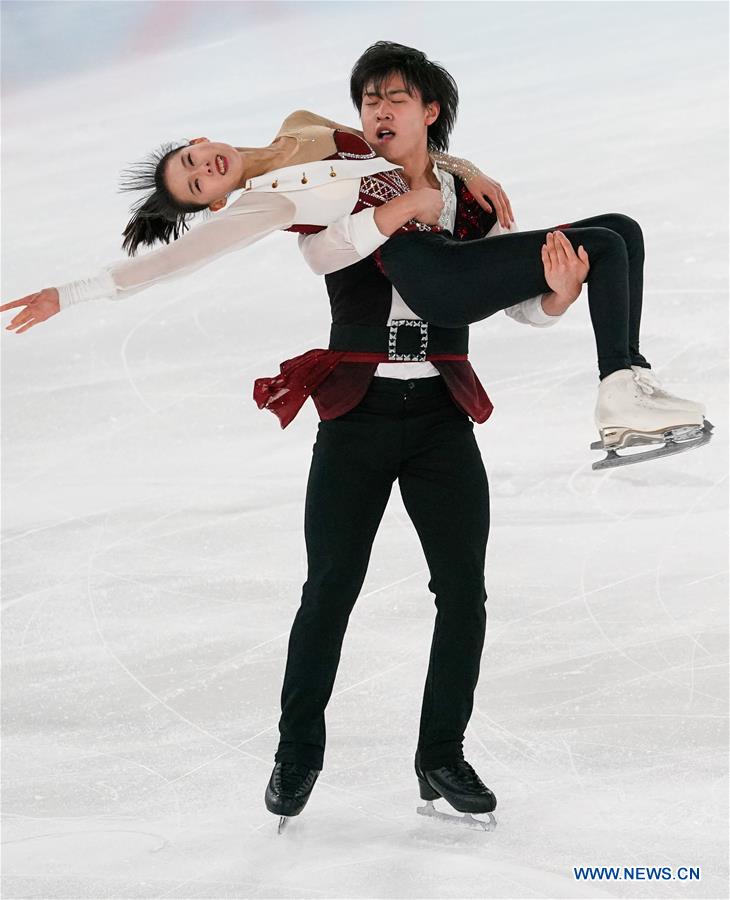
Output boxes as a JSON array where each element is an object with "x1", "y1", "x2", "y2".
[
  {"x1": 379, "y1": 212, "x2": 651, "y2": 380},
  {"x1": 275, "y1": 375, "x2": 490, "y2": 772}
]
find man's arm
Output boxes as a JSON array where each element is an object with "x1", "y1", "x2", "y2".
[
  {"x1": 297, "y1": 193, "x2": 423, "y2": 276},
  {"x1": 299, "y1": 204, "x2": 566, "y2": 328},
  {"x1": 483, "y1": 219, "x2": 565, "y2": 327}
]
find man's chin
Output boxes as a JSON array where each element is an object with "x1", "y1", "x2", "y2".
[{"x1": 374, "y1": 142, "x2": 405, "y2": 164}]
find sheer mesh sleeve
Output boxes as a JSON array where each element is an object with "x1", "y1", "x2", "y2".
[
  {"x1": 431, "y1": 151, "x2": 483, "y2": 184},
  {"x1": 105, "y1": 191, "x2": 297, "y2": 299},
  {"x1": 57, "y1": 191, "x2": 296, "y2": 308}
]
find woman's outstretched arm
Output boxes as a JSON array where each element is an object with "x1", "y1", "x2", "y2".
[
  {"x1": 1, "y1": 192, "x2": 296, "y2": 332},
  {"x1": 64, "y1": 192, "x2": 296, "y2": 305}
]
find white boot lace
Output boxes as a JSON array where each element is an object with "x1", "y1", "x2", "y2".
[{"x1": 632, "y1": 370, "x2": 656, "y2": 395}]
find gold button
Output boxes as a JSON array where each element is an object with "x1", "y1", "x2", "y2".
[
  {"x1": 271, "y1": 179, "x2": 279, "y2": 188},
  {"x1": 301, "y1": 173, "x2": 308, "y2": 184},
  {"x1": 329, "y1": 167, "x2": 337, "y2": 178}
]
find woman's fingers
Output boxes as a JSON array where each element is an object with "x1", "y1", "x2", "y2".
[
  {"x1": 495, "y1": 192, "x2": 509, "y2": 229},
  {"x1": 503, "y1": 189, "x2": 515, "y2": 224},
  {"x1": 477, "y1": 194, "x2": 494, "y2": 214},
  {"x1": 3, "y1": 288, "x2": 60, "y2": 331},
  {"x1": 5, "y1": 309, "x2": 32, "y2": 330},
  {"x1": 6, "y1": 313, "x2": 31, "y2": 331},
  {"x1": 6, "y1": 313, "x2": 31, "y2": 332},
  {"x1": 0, "y1": 294, "x2": 38, "y2": 313},
  {"x1": 497, "y1": 187, "x2": 513, "y2": 227},
  {"x1": 5, "y1": 302, "x2": 39, "y2": 330}
]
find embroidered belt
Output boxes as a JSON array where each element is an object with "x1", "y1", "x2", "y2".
[
  {"x1": 253, "y1": 323, "x2": 470, "y2": 430},
  {"x1": 328, "y1": 321, "x2": 469, "y2": 363}
]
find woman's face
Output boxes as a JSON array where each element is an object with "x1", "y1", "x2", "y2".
[{"x1": 164, "y1": 138, "x2": 243, "y2": 210}]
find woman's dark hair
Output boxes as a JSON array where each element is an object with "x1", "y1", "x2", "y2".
[
  {"x1": 119, "y1": 140, "x2": 209, "y2": 256},
  {"x1": 349, "y1": 41, "x2": 458, "y2": 152}
]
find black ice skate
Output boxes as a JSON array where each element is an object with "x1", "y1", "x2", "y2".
[
  {"x1": 414, "y1": 754, "x2": 497, "y2": 832},
  {"x1": 265, "y1": 761, "x2": 321, "y2": 834}
]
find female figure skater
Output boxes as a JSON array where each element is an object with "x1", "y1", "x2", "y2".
[{"x1": 1, "y1": 100, "x2": 709, "y2": 463}]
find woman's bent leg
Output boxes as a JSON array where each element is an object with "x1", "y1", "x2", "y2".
[
  {"x1": 557, "y1": 213, "x2": 649, "y2": 369},
  {"x1": 379, "y1": 219, "x2": 645, "y2": 380}
]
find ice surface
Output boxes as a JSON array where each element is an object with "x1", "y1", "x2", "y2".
[{"x1": 2, "y1": 3, "x2": 728, "y2": 898}]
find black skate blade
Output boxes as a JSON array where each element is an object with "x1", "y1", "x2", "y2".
[
  {"x1": 591, "y1": 419, "x2": 713, "y2": 470},
  {"x1": 417, "y1": 799, "x2": 497, "y2": 832}
]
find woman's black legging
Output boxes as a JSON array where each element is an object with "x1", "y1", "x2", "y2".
[{"x1": 378, "y1": 212, "x2": 651, "y2": 381}]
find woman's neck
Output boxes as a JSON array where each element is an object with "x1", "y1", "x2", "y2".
[{"x1": 233, "y1": 137, "x2": 297, "y2": 186}]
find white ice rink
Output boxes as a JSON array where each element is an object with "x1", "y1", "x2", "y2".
[{"x1": 2, "y1": 2, "x2": 728, "y2": 897}]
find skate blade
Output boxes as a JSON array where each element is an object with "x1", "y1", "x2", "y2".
[
  {"x1": 592, "y1": 420, "x2": 708, "y2": 451},
  {"x1": 416, "y1": 799, "x2": 497, "y2": 832},
  {"x1": 591, "y1": 419, "x2": 714, "y2": 470},
  {"x1": 277, "y1": 815, "x2": 289, "y2": 834}
]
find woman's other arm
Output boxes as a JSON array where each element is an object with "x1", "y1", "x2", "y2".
[
  {"x1": 278, "y1": 111, "x2": 513, "y2": 228},
  {"x1": 431, "y1": 153, "x2": 514, "y2": 229},
  {"x1": 277, "y1": 109, "x2": 364, "y2": 139}
]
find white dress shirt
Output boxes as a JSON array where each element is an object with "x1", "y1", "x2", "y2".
[{"x1": 298, "y1": 161, "x2": 563, "y2": 379}]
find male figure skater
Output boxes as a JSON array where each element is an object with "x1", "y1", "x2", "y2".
[{"x1": 265, "y1": 41, "x2": 579, "y2": 831}]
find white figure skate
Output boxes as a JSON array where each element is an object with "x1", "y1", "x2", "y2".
[{"x1": 592, "y1": 368, "x2": 713, "y2": 470}]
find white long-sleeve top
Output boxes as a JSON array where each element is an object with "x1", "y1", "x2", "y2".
[
  {"x1": 298, "y1": 161, "x2": 563, "y2": 379},
  {"x1": 57, "y1": 156, "x2": 401, "y2": 309},
  {"x1": 56, "y1": 106, "x2": 491, "y2": 312}
]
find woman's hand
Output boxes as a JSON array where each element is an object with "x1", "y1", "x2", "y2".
[
  {"x1": 541, "y1": 231, "x2": 589, "y2": 307},
  {"x1": 1, "y1": 288, "x2": 61, "y2": 333},
  {"x1": 463, "y1": 173, "x2": 514, "y2": 229}
]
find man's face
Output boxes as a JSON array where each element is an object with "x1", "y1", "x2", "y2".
[{"x1": 360, "y1": 72, "x2": 440, "y2": 164}]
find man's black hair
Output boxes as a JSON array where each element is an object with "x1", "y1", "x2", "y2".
[
  {"x1": 119, "y1": 141, "x2": 209, "y2": 256},
  {"x1": 350, "y1": 41, "x2": 458, "y2": 152}
]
